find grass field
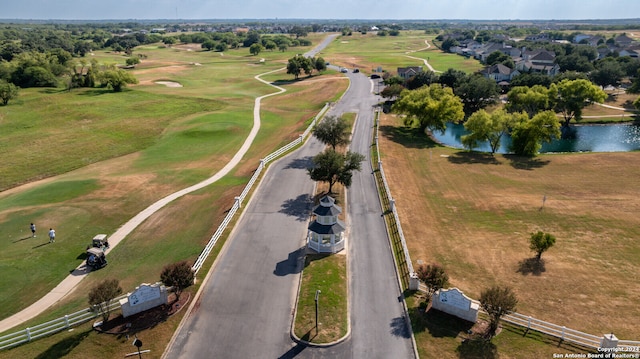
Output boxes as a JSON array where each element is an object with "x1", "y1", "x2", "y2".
[
  {"x1": 379, "y1": 113, "x2": 640, "y2": 347},
  {"x1": 319, "y1": 30, "x2": 483, "y2": 76},
  {"x1": 0, "y1": 33, "x2": 348, "y2": 351},
  {"x1": 294, "y1": 254, "x2": 348, "y2": 344}
]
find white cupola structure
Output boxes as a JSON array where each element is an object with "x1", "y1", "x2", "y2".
[{"x1": 307, "y1": 195, "x2": 346, "y2": 253}]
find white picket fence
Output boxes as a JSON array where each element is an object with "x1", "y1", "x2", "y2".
[
  {"x1": 373, "y1": 110, "x2": 415, "y2": 279},
  {"x1": 0, "y1": 294, "x2": 126, "y2": 351},
  {"x1": 192, "y1": 102, "x2": 329, "y2": 274},
  {"x1": 373, "y1": 117, "x2": 640, "y2": 351},
  {"x1": 0, "y1": 103, "x2": 330, "y2": 352}
]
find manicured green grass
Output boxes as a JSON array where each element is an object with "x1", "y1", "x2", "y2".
[
  {"x1": 0, "y1": 180, "x2": 99, "y2": 211},
  {"x1": 0, "y1": 35, "x2": 348, "y2": 359},
  {"x1": 294, "y1": 254, "x2": 348, "y2": 343},
  {"x1": 410, "y1": 39, "x2": 484, "y2": 73},
  {"x1": 0, "y1": 36, "x2": 339, "y2": 318},
  {"x1": 0, "y1": 88, "x2": 225, "y2": 191},
  {"x1": 320, "y1": 31, "x2": 483, "y2": 75}
]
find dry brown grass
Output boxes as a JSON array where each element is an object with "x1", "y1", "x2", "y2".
[{"x1": 379, "y1": 113, "x2": 640, "y2": 339}]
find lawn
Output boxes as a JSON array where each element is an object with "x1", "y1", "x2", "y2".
[
  {"x1": 0, "y1": 34, "x2": 347, "y2": 334},
  {"x1": 319, "y1": 31, "x2": 484, "y2": 76},
  {"x1": 294, "y1": 254, "x2": 348, "y2": 344},
  {"x1": 378, "y1": 113, "x2": 640, "y2": 346}
]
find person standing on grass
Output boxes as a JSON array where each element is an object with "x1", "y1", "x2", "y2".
[
  {"x1": 49, "y1": 228, "x2": 56, "y2": 243},
  {"x1": 30, "y1": 223, "x2": 36, "y2": 237}
]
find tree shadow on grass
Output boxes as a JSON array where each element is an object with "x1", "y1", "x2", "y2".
[
  {"x1": 447, "y1": 151, "x2": 501, "y2": 165},
  {"x1": 408, "y1": 306, "x2": 474, "y2": 338},
  {"x1": 378, "y1": 125, "x2": 438, "y2": 150},
  {"x1": 456, "y1": 338, "x2": 498, "y2": 359},
  {"x1": 272, "y1": 79, "x2": 298, "y2": 86},
  {"x1": 75, "y1": 88, "x2": 122, "y2": 97},
  {"x1": 33, "y1": 328, "x2": 92, "y2": 359},
  {"x1": 503, "y1": 155, "x2": 550, "y2": 170},
  {"x1": 516, "y1": 257, "x2": 546, "y2": 276}
]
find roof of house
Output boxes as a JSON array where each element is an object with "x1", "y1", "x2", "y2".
[
  {"x1": 398, "y1": 66, "x2": 423, "y2": 75},
  {"x1": 483, "y1": 64, "x2": 513, "y2": 75}
]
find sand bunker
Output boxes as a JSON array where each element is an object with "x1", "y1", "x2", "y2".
[{"x1": 155, "y1": 81, "x2": 183, "y2": 88}]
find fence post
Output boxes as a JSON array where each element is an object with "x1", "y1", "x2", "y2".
[
  {"x1": 25, "y1": 327, "x2": 31, "y2": 342},
  {"x1": 408, "y1": 272, "x2": 419, "y2": 291},
  {"x1": 561, "y1": 326, "x2": 566, "y2": 341},
  {"x1": 378, "y1": 160, "x2": 382, "y2": 170},
  {"x1": 235, "y1": 196, "x2": 241, "y2": 209},
  {"x1": 64, "y1": 314, "x2": 70, "y2": 328},
  {"x1": 390, "y1": 199, "x2": 396, "y2": 212},
  {"x1": 527, "y1": 316, "x2": 532, "y2": 330},
  {"x1": 299, "y1": 134, "x2": 304, "y2": 143}
]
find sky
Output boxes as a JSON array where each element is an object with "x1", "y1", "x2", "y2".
[{"x1": 2, "y1": 0, "x2": 640, "y2": 21}]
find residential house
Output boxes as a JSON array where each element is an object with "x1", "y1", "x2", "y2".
[
  {"x1": 474, "y1": 42, "x2": 520, "y2": 62},
  {"x1": 397, "y1": 66, "x2": 423, "y2": 79},
  {"x1": 517, "y1": 49, "x2": 560, "y2": 76},
  {"x1": 480, "y1": 64, "x2": 520, "y2": 84},
  {"x1": 615, "y1": 34, "x2": 634, "y2": 47}
]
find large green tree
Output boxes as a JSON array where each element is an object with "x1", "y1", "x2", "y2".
[
  {"x1": 307, "y1": 150, "x2": 365, "y2": 194},
  {"x1": 462, "y1": 109, "x2": 526, "y2": 154},
  {"x1": 312, "y1": 115, "x2": 351, "y2": 150},
  {"x1": 160, "y1": 261, "x2": 194, "y2": 301},
  {"x1": 506, "y1": 85, "x2": 557, "y2": 118},
  {"x1": 554, "y1": 79, "x2": 606, "y2": 127},
  {"x1": 392, "y1": 84, "x2": 465, "y2": 134},
  {"x1": 480, "y1": 286, "x2": 518, "y2": 337},
  {"x1": 97, "y1": 68, "x2": 138, "y2": 92},
  {"x1": 416, "y1": 263, "x2": 449, "y2": 304},
  {"x1": 0, "y1": 80, "x2": 19, "y2": 105},
  {"x1": 249, "y1": 43, "x2": 263, "y2": 56},
  {"x1": 509, "y1": 111, "x2": 561, "y2": 156},
  {"x1": 88, "y1": 278, "x2": 123, "y2": 322},
  {"x1": 590, "y1": 60, "x2": 625, "y2": 88},
  {"x1": 286, "y1": 54, "x2": 312, "y2": 80},
  {"x1": 454, "y1": 74, "x2": 501, "y2": 115}
]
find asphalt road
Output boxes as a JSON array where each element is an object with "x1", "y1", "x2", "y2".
[{"x1": 164, "y1": 46, "x2": 414, "y2": 359}]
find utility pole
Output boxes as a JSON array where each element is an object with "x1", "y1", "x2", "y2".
[{"x1": 315, "y1": 290, "x2": 321, "y2": 335}]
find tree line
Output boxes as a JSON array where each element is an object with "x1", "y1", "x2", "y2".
[{"x1": 385, "y1": 68, "x2": 608, "y2": 156}]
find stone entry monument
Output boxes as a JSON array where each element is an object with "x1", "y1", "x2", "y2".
[
  {"x1": 120, "y1": 282, "x2": 169, "y2": 318},
  {"x1": 431, "y1": 287, "x2": 480, "y2": 322}
]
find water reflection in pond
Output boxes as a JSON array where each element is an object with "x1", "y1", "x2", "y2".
[{"x1": 431, "y1": 122, "x2": 640, "y2": 154}]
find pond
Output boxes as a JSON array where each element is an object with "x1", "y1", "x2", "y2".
[{"x1": 431, "y1": 122, "x2": 640, "y2": 154}]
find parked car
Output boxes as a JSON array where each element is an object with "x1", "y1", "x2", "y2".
[
  {"x1": 353, "y1": 68, "x2": 360, "y2": 73},
  {"x1": 371, "y1": 74, "x2": 381, "y2": 79},
  {"x1": 340, "y1": 67, "x2": 348, "y2": 73}
]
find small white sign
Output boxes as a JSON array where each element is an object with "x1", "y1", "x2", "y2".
[
  {"x1": 439, "y1": 288, "x2": 471, "y2": 311},
  {"x1": 129, "y1": 284, "x2": 161, "y2": 307}
]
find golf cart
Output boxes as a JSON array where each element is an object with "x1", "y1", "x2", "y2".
[
  {"x1": 86, "y1": 247, "x2": 107, "y2": 270},
  {"x1": 91, "y1": 234, "x2": 109, "y2": 250}
]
